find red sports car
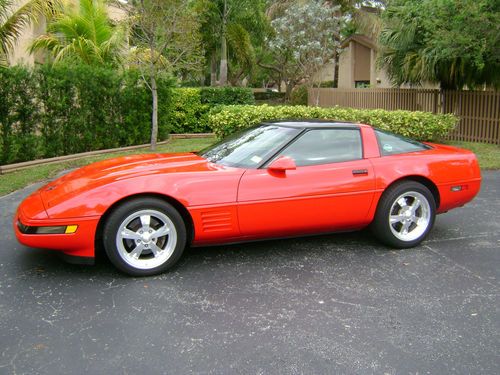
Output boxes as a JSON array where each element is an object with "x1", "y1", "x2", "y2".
[{"x1": 14, "y1": 121, "x2": 481, "y2": 276}]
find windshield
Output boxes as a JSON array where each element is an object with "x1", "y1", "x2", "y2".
[{"x1": 198, "y1": 125, "x2": 301, "y2": 168}]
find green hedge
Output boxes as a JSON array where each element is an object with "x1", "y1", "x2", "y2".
[
  {"x1": 168, "y1": 87, "x2": 255, "y2": 134},
  {"x1": 208, "y1": 104, "x2": 458, "y2": 141},
  {"x1": 0, "y1": 67, "x2": 39, "y2": 164},
  {"x1": 290, "y1": 86, "x2": 308, "y2": 106},
  {"x1": 200, "y1": 87, "x2": 255, "y2": 106},
  {"x1": 168, "y1": 88, "x2": 211, "y2": 134},
  {"x1": 0, "y1": 65, "x2": 173, "y2": 164},
  {"x1": 0, "y1": 66, "x2": 255, "y2": 164},
  {"x1": 253, "y1": 91, "x2": 286, "y2": 101}
]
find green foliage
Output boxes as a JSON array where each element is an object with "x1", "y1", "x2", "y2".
[
  {"x1": 0, "y1": 66, "x2": 39, "y2": 163},
  {"x1": 0, "y1": 68, "x2": 257, "y2": 164},
  {"x1": 253, "y1": 91, "x2": 285, "y2": 101},
  {"x1": 200, "y1": 87, "x2": 255, "y2": 105},
  {"x1": 379, "y1": 0, "x2": 500, "y2": 89},
  {"x1": 319, "y1": 80, "x2": 338, "y2": 88},
  {"x1": 0, "y1": 64, "x2": 173, "y2": 164},
  {"x1": 127, "y1": 0, "x2": 204, "y2": 78},
  {"x1": 168, "y1": 88, "x2": 210, "y2": 133},
  {"x1": 290, "y1": 85, "x2": 308, "y2": 106},
  {"x1": 168, "y1": 87, "x2": 255, "y2": 133},
  {"x1": 0, "y1": 0, "x2": 59, "y2": 65},
  {"x1": 208, "y1": 105, "x2": 458, "y2": 141},
  {"x1": 264, "y1": 1, "x2": 342, "y2": 98},
  {"x1": 193, "y1": 0, "x2": 268, "y2": 86},
  {"x1": 29, "y1": 0, "x2": 126, "y2": 66}
]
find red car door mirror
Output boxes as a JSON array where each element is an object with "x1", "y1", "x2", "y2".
[{"x1": 268, "y1": 156, "x2": 297, "y2": 172}]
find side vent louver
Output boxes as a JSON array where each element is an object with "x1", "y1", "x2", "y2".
[{"x1": 200, "y1": 211, "x2": 232, "y2": 233}]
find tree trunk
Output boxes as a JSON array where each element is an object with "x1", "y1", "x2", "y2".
[
  {"x1": 313, "y1": 83, "x2": 320, "y2": 106},
  {"x1": 285, "y1": 80, "x2": 294, "y2": 101},
  {"x1": 219, "y1": 0, "x2": 228, "y2": 86},
  {"x1": 150, "y1": 75, "x2": 158, "y2": 151},
  {"x1": 220, "y1": 34, "x2": 228, "y2": 86},
  {"x1": 333, "y1": 50, "x2": 339, "y2": 88},
  {"x1": 210, "y1": 52, "x2": 217, "y2": 86}
]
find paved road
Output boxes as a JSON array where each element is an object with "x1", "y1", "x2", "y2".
[{"x1": 0, "y1": 172, "x2": 499, "y2": 374}]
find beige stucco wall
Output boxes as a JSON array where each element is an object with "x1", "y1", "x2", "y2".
[
  {"x1": 353, "y1": 42, "x2": 370, "y2": 82},
  {"x1": 337, "y1": 40, "x2": 395, "y2": 89},
  {"x1": 337, "y1": 44, "x2": 352, "y2": 88},
  {"x1": 107, "y1": 4, "x2": 127, "y2": 22},
  {"x1": 313, "y1": 61, "x2": 335, "y2": 83},
  {"x1": 314, "y1": 37, "x2": 437, "y2": 89}
]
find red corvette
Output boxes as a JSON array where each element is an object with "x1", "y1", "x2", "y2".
[{"x1": 15, "y1": 121, "x2": 481, "y2": 276}]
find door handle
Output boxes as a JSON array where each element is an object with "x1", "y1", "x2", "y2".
[{"x1": 352, "y1": 169, "x2": 368, "y2": 176}]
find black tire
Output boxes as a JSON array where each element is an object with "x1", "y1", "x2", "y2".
[
  {"x1": 371, "y1": 181, "x2": 436, "y2": 248},
  {"x1": 103, "y1": 197, "x2": 187, "y2": 276}
]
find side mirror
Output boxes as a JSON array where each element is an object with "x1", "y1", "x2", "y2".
[{"x1": 268, "y1": 156, "x2": 296, "y2": 172}]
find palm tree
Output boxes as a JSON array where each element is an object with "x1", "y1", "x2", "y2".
[
  {"x1": 0, "y1": 0, "x2": 59, "y2": 65},
  {"x1": 29, "y1": 0, "x2": 127, "y2": 66},
  {"x1": 195, "y1": 0, "x2": 266, "y2": 86}
]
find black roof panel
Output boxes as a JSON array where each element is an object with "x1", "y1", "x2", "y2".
[{"x1": 262, "y1": 119, "x2": 361, "y2": 128}]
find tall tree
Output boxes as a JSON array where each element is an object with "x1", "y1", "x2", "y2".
[
  {"x1": 379, "y1": 0, "x2": 500, "y2": 89},
  {"x1": 125, "y1": 0, "x2": 203, "y2": 150},
  {"x1": 264, "y1": 1, "x2": 342, "y2": 101},
  {"x1": 194, "y1": 0, "x2": 267, "y2": 86},
  {"x1": 29, "y1": 0, "x2": 127, "y2": 66},
  {"x1": 0, "y1": 0, "x2": 59, "y2": 65}
]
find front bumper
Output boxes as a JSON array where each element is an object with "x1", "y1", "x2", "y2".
[{"x1": 14, "y1": 194, "x2": 100, "y2": 260}]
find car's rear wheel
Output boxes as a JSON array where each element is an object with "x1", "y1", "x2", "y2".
[
  {"x1": 103, "y1": 197, "x2": 186, "y2": 276},
  {"x1": 371, "y1": 181, "x2": 436, "y2": 248}
]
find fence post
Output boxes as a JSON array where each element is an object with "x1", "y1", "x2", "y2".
[{"x1": 433, "y1": 90, "x2": 439, "y2": 114}]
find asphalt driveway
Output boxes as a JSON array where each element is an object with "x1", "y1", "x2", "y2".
[{"x1": 0, "y1": 172, "x2": 499, "y2": 374}]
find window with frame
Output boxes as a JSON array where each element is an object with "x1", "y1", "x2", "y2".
[
  {"x1": 375, "y1": 129, "x2": 431, "y2": 156},
  {"x1": 274, "y1": 128, "x2": 363, "y2": 167}
]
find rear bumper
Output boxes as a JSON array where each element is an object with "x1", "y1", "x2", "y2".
[
  {"x1": 437, "y1": 177, "x2": 481, "y2": 213},
  {"x1": 14, "y1": 205, "x2": 100, "y2": 260}
]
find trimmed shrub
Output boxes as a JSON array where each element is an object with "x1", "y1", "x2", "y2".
[
  {"x1": 208, "y1": 104, "x2": 458, "y2": 141},
  {"x1": 167, "y1": 87, "x2": 255, "y2": 134},
  {"x1": 0, "y1": 65, "x2": 258, "y2": 164},
  {"x1": 0, "y1": 65, "x2": 173, "y2": 164},
  {"x1": 319, "y1": 80, "x2": 337, "y2": 88},
  {"x1": 168, "y1": 88, "x2": 210, "y2": 133},
  {"x1": 290, "y1": 85, "x2": 308, "y2": 106},
  {"x1": 253, "y1": 91, "x2": 286, "y2": 101},
  {"x1": 0, "y1": 67, "x2": 40, "y2": 164},
  {"x1": 200, "y1": 87, "x2": 255, "y2": 106}
]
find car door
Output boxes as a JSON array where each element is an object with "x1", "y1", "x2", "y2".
[{"x1": 237, "y1": 128, "x2": 376, "y2": 238}]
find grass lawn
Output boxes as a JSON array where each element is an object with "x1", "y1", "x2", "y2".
[
  {"x1": 447, "y1": 141, "x2": 500, "y2": 170},
  {"x1": 0, "y1": 137, "x2": 497, "y2": 198},
  {"x1": 0, "y1": 137, "x2": 215, "y2": 197}
]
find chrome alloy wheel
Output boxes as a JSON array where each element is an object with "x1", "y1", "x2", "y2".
[
  {"x1": 115, "y1": 209, "x2": 177, "y2": 270},
  {"x1": 388, "y1": 191, "x2": 431, "y2": 242}
]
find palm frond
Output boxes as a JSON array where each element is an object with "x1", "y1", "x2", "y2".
[
  {"x1": 28, "y1": 0, "x2": 126, "y2": 66},
  {"x1": 0, "y1": 0, "x2": 61, "y2": 64}
]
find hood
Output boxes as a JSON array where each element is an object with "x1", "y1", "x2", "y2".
[{"x1": 40, "y1": 152, "x2": 215, "y2": 208}]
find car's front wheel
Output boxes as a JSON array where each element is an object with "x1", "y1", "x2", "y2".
[
  {"x1": 371, "y1": 181, "x2": 436, "y2": 248},
  {"x1": 103, "y1": 197, "x2": 187, "y2": 276}
]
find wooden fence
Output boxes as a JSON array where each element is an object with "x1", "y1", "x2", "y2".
[{"x1": 308, "y1": 88, "x2": 500, "y2": 144}]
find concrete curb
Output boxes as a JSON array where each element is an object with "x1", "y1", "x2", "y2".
[{"x1": 0, "y1": 133, "x2": 215, "y2": 175}]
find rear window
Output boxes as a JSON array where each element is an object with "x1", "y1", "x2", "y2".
[{"x1": 375, "y1": 129, "x2": 431, "y2": 156}]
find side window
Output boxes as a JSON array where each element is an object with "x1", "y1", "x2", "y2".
[
  {"x1": 375, "y1": 129, "x2": 431, "y2": 156},
  {"x1": 277, "y1": 128, "x2": 363, "y2": 167}
]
